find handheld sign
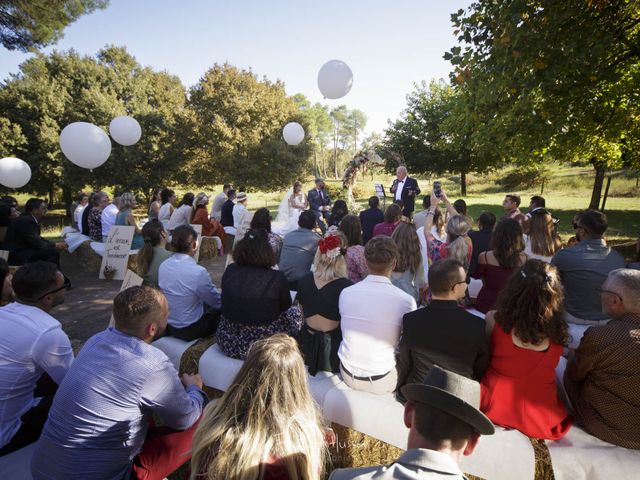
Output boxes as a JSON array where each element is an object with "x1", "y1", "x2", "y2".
[
  {"x1": 108, "y1": 269, "x2": 144, "y2": 327},
  {"x1": 190, "y1": 224, "x2": 203, "y2": 263},
  {"x1": 99, "y1": 225, "x2": 135, "y2": 280}
]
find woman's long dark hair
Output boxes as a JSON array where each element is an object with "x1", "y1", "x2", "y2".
[
  {"x1": 250, "y1": 208, "x2": 273, "y2": 233},
  {"x1": 494, "y1": 259, "x2": 568, "y2": 345},
  {"x1": 339, "y1": 214, "x2": 363, "y2": 247},
  {"x1": 491, "y1": 218, "x2": 525, "y2": 268},
  {"x1": 136, "y1": 220, "x2": 165, "y2": 276}
]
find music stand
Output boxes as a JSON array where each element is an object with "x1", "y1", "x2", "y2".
[{"x1": 374, "y1": 183, "x2": 387, "y2": 208}]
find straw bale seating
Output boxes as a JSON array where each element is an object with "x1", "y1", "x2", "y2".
[
  {"x1": 151, "y1": 336, "x2": 199, "y2": 370},
  {"x1": 68, "y1": 240, "x2": 139, "y2": 273}
]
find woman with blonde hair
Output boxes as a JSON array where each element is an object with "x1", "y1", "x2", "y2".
[
  {"x1": 136, "y1": 220, "x2": 171, "y2": 287},
  {"x1": 191, "y1": 333, "x2": 327, "y2": 480},
  {"x1": 481, "y1": 259, "x2": 572, "y2": 440},
  {"x1": 296, "y1": 232, "x2": 353, "y2": 375},
  {"x1": 115, "y1": 192, "x2": 143, "y2": 249},
  {"x1": 524, "y1": 210, "x2": 562, "y2": 262},
  {"x1": 390, "y1": 222, "x2": 426, "y2": 302}
]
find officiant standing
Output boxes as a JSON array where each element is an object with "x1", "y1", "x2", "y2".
[
  {"x1": 308, "y1": 178, "x2": 332, "y2": 234},
  {"x1": 390, "y1": 166, "x2": 420, "y2": 218}
]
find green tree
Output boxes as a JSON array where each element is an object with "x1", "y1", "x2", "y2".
[
  {"x1": 185, "y1": 64, "x2": 312, "y2": 191},
  {"x1": 446, "y1": 0, "x2": 640, "y2": 208},
  {"x1": 0, "y1": 0, "x2": 109, "y2": 51},
  {"x1": 292, "y1": 93, "x2": 334, "y2": 177}
]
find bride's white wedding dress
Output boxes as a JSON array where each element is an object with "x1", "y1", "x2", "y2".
[{"x1": 272, "y1": 188, "x2": 307, "y2": 236}]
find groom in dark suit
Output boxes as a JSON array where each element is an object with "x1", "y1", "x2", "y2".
[
  {"x1": 307, "y1": 178, "x2": 331, "y2": 234},
  {"x1": 389, "y1": 166, "x2": 421, "y2": 217}
]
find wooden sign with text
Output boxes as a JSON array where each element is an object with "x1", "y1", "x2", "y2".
[{"x1": 99, "y1": 225, "x2": 135, "y2": 280}]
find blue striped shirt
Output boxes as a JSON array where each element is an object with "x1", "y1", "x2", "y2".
[{"x1": 31, "y1": 327, "x2": 206, "y2": 480}]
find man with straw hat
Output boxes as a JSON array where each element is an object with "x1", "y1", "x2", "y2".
[{"x1": 330, "y1": 366, "x2": 495, "y2": 479}]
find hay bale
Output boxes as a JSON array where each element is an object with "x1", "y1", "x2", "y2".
[
  {"x1": 530, "y1": 437, "x2": 555, "y2": 480},
  {"x1": 71, "y1": 241, "x2": 102, "y2": 272},
  {"x1": 178, "y1": 336, "x2": 216, "y2": 376},
  {"x1": 199, "y1": 236, "x2": 219, "y2": 260}
]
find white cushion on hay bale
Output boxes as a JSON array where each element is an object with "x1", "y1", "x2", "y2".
[
  {"x1": 546, "y1": 426, "x2": 640, "y2": 480},
  {"x1": 89, "y1": 242, "x2": 140, "y2": 257},
  {"x1": 152, "y1": 337, "x2": 199, "y2": 371},
  {"x1": 0, "y1": 441, "x2": 37, "y2": 480}
]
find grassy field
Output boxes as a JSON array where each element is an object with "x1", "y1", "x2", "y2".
[{"x1": 28, "y1": 164, "x2": 639, "y2": 252}]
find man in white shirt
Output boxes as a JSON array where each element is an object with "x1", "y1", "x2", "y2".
[
  {"x1": 338, "y1": 236, "x2": 417, "y2": 394},
  {"x1": 232, "y1": 192, "x2": 252, "y2": 241},
  {"x1": 158, "y1": 225, "x2": 221, "y2": 341},
  {"x1": 73, "y1": 193, "x2": 88, "y2": 230},
  {"x1": 101, "y1": 196, "x2": 121, "y2": 239},
  {"x1": 210, "y1": 184, "x2": 231, "y2": 221},
  {"x1": 0, "y1": 261, "x2": 73, "y2": 456}
]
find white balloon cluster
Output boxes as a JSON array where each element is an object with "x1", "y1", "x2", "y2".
[
  {"x1": 317, "y1": 59, "x2": 353, "y2": 99},
  {"x1": 0, "y1": 157, "x2": 31, "y2": 188},
  {"x1": 59, "y1": 116, "x2": 141, "y2": 170}
]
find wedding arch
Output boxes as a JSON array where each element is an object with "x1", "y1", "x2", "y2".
[{"x1": 341, "y1": 149, "x2": 404, "y2": 202}]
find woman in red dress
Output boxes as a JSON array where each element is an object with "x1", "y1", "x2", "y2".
[{"x1": 481, "y1": 259, "x2": 572, "y2": 440}]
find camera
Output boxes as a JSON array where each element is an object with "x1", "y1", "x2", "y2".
[{"x1": 433, "y1": 181, "x2": 442, "y2": 198}]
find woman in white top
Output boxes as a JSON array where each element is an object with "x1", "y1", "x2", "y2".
[
  {"x1": 157, "y1": 188, "x2": 176, "y2": 230},
  {"x1": 524, "y1": 210, "x2": 562, "y2": 262},
  {"x1": 168, "y1": 192, "x2": 194, "y2": 233}
]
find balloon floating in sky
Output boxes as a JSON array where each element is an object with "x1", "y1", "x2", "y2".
[
  {"x1": 109, "y1": 116, "x2": 142, "y2": 146},
  {"x1": 317, "y1": 60, "x2": 353, "y2": 99},
  {"x1": 0, "y1": 157, "x2": 31, "y2": 188},
  {"x1": 282, "y1": 122, "x2": 305, "y2": 146},
  {"x1": 59, "y1": 122, "x2": 112, "y2": 170}
]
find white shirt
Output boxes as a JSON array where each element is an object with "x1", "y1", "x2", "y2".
[
  {"x1": 168, "y1": 204, "x2": 193, "y2": 232},
  {"x1": 395, "y1": 179, "x2": 405, "y2": 200},
  {"x1": 338, "y1": 275, "x2": 416, "y2": 376},
  {"x1": 101, "y1": 203, "x2": 119, "y2": 238},
  {"x1": 158, "y1": 203, "x2": 173, "y2": 230},
  {"x1": 73, "y1": 204, "x2": 86, "y2": 229},
  {"x1": 210, "y1": 192, "x2": 227, "y2": 220},
  {"x1": 158, "y1": 253, "x2": 221, "y2": 329},
  {"x1": 0, "y1": 302, "x2": 74, "y2": 448},
  {"x1": 524, "y1": 235, "x2": 553, "y2": 263},
  {"x1": 232, "y1": 203, "x2": 250, "y2": 229}
]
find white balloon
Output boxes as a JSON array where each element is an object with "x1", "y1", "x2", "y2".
[
  {"x1": 317, "y1": 60, "x2": 353, "y2": 99},
  {"x1": 60, "y1": 122, "x2": 112, "y2": 170},
  {"x1": 0, "y1": 157, "x2": 31, "y2": 188},
  {"x1": 109, "y1": 116, "x2": 142, "y2": 146},
  {"x1": 283, "y1": 122, "x2": 305, "y2": 146}
]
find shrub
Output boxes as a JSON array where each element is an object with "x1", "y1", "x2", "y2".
[{"x1": 497, "y1": 165, "x2": 551, "y2": 191}]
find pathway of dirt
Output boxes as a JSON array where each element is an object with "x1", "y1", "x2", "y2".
[{"x1": 56, "y1": 253, "x2": 226, "y2": 353}]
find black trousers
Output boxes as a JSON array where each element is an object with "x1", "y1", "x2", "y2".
[{"x1": 166, "y1": 307, "x2": 221, "y2": 341}]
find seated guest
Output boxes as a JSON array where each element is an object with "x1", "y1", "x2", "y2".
[
  {"x1": 0, "y1": 262, "x2": 72, "y2": 456},
  {"x1": 168, "y1": 192, "x2": 195, "y2": 233},
  {"x1": 191, "y1": 192, "x2": 225, "y2": 239},
  {"x1": 551, "y1": 209, "x2": 625, "y2": 347},
  {"x1": 136, "y1": 220, "x2": 171, "y2": 288},
  {"x1": 296, "y1": 233, "x2": 353, "y2": 375},
  {"x1": 232, "y1": 192, "x2": 252, "y2": 244},
  {"x1": 4, "y1": 198, "x2": 67, "y2": 266},
  {"x1": 373, "y1": 203, "x2": 402, "y2": 237},
  {"x1": 412, "y1": 196, "x2": 430, "y2": 230},
  {"x1": 158, "y1": 225, "x2": 221, "y2": 340},
  {"x1": 330, "y1": 366, "x2": 495, "y2": 480},
  {"x1": 147, "y1": 188, "x2": 161, "y2": 221},
  {"x1": 501, "y1": 193, "x2": 526, "y2": 225},
  {"x1": 359, "y1": 196, "x2": 384, "y2": 244},
  {"x1": 481, "y1": 259, "x2": 572, "y2": 440},
  {"x1": 278, "y1": 210, "x2": 321, "y2": 290},
  {"x1": 468, "y1": 211, "x2": 496, "y2": 277},
  {"x1": 339, "y1": 214, "x2": 368, "y2": 283},
  {"x1": 391, "y1": 222, "x2": 426, "y2": 302},
  {"x1": 217, "y1": 229, "x2": 302, "y2": 359},
  {"x1": 0, "y1": 202, "x2": 19, "y2": 229},
  {"x1": 88, "y1": 192, "x2": 109, "y2": 241},
  {"x1": 157, "y1": 188, "x2": 176, "y2": 230},
  {"x1": 524, "y1": 209, "x2": 562, "y2": 262},
  {"x1": 328, "y1": 199, "x2": 349, "y2": 228},
  {"x1": 564, "y1": 268, "x2": 640, "y2": 449},
  {"x1": 115, "y1": 192, "x2": 143, "y2": 249},
  {"x1": 474, "y1": 218, "x2": 527, "y2": 313},
  {"x1": 396, "y1": 259, "x2": 489, "y2": 403},
  {"x1": 31, "y1": 286, "x2": 206, "y2": 479},
  {"x1": 191, "y1": 334, "x2": 327, "y2": 479},
  {"x1": 527, "y1": 195, "x2": 546, "y2": 216},
  {"x1": 338, "y1": 236, "x2": 417, "y2": 394},
  {"x1": 101, "y1": 195, "x2": 121, "y2": 239},
  {"x1": 72, "y1": 192, "x2": 88, "y2": 230},
  {"x1": 251, "y1": 207, "x2": 282, "y2": 260},
  {"x1": 0, "y1": 258, "x2": 13, "y2": 305},
  {"x1": 80, "y1": 192, "x2": 94, "y2": 236},
  {"x1": 453, "y1": 198, "x2": 468, "y2": 216},
  {"x1": 220, "y1": 189, "x2": 236, "y2": 229}
]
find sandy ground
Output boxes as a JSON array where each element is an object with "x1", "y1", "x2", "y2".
[{"x1": 56, "y1": 252, "x2": 227, "y2": 353}]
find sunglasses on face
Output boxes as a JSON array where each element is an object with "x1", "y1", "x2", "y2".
[{"x1": 36, "y1": 276, "x2": 71, "y2": 300}]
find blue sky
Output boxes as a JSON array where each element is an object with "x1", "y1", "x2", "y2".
[{"x1": 0, "y1": 0, "x2": 471, "y2": 137}]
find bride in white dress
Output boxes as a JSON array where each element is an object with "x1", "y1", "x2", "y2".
[{"x1": 272, "y1": 181, "x2": 308, "y2": 236}]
